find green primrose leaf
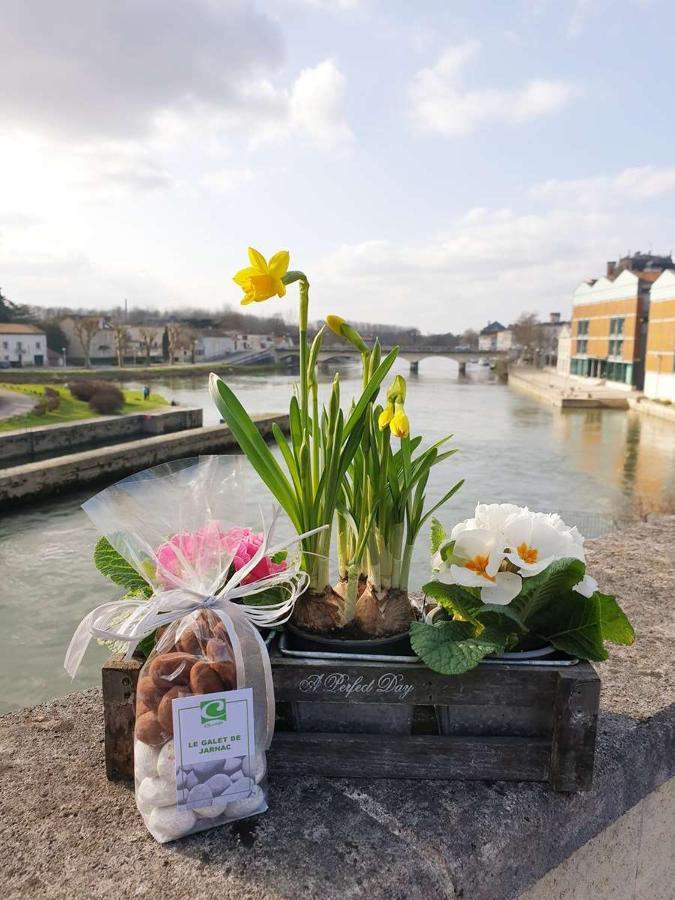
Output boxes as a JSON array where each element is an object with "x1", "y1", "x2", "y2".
[
  {"x1": 94, "y1": 537, "x2": 152, "y2": 594},
  {"x1": 511, "y1": 557, "x2": 586, "y2": 624},
  {"x1": 423, "y1": 579, "x2": 482, "y2": 623},
  {"x1": 430, "y1": 517, "x2": 447, "y2": 555},
  {"x1": 596, "y1": 592, "x2": 635, "y2": 645},
  {"x1": 528, "y1": 590, "x2": 608, "y2": 661},
  {"x1": 410, "y1": 621, "x2": 505, "y2": 674}
]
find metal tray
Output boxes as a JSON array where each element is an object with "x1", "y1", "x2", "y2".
[{"x1": 276, "y1": 631, "x2": 578, "y2": 666}]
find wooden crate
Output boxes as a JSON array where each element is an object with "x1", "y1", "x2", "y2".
[{"x1": 102, "y1": 647, "x2": 600, "y2": 793}]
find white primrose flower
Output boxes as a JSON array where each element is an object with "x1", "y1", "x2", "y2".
[
  {"x1": 502, "y1": 510, "x2": 584, "y2": 577},
  {"x1": 450, "y1": 503, "x2": 522, "y2": 541},
  {"x1": 439, "y1": 528, "x2": 522, "y2": 606},
  {"x1": 573, "y1": 574, "x2": 598, "y2": 598}
]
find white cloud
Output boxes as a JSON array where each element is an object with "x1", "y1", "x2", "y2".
[
  {"x1": 410, "y1": 41, "x2": 575, "y2": 137},
  {"x1": 532, "y1": 164, "x2": 675, "y2": 204},
  {"x1": 308, "y1": 166, "x2": 673, "y2": 330},
  {"x1": 289, "y1": 60, "x2": 354, "y2": 147},
  {"x1": 200, "y1": 168, "x2": 257, "y2": 193}
]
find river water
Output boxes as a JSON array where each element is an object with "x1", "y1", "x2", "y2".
[{"x1": 2, "y1": 359, "x2": 674, "y2": 714}]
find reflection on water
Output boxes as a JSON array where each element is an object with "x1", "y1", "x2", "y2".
[{"x1": 1, "y1": 359, "x2": 674, "y2": 713}]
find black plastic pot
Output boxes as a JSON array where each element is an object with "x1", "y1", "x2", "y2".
[{"x1": 285, "y1": 622, "x2": 413, "y2": 656}]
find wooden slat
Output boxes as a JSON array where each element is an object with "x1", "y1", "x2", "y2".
[
  {"x1": 550, "y1": 665, "x2": 600, "y2": 792},
  {"x1": 268, "y1": 732, "x2": 551, "y2": 781},
  {"x1": 270, "y1": 655, "x2": 559, "y2": 706},
  {"x1": 102, "y1": 655, "x2": 143, "y2": 781}
]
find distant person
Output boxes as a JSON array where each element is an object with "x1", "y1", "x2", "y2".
[{"x1": 143, "y1": 385, "x2": 150, "y2": 401}]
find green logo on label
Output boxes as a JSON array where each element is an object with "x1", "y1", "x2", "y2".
[{"x1": 200, "y1": 698, "x2": 227, "y2": 725}]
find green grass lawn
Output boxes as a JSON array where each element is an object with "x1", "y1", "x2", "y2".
[{"x1": 0, "y1": 383, "x2": 168, "y2": 432}]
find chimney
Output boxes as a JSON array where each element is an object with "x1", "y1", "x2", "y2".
[
  {"x1": 607, "y1": 260, "x2": 616, "y2": 278},
  {"x1": 549, "y1": 312, "x2": 561, "y2": 324}
]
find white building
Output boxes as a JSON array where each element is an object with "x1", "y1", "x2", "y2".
[
  {"x1": 195, "y1": 333, "x2": 236, "y2": 360},
  {"x1": 479, "y1": 321, "x2": 507, "y2": 351},
  {"x1": 556, "y1": 323, "x2": 572, "y2": 377},
  {"x1": 0, "y1": 323, "x2": 47, "y2": 367}
]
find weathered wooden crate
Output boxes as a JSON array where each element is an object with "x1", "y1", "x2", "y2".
[{"x1": 102, "y1": 646, "x2": 600, "y2": 792}]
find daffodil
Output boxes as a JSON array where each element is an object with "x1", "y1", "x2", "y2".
[
  {"x1": 387, "y1": 375, "x2": 406, "y2": 405},
  {"x1": 389, "y1": 404, "x2": 410, "y2": 438},
  {"x1": 326, "y1": 314, "x2": 369, "y2": 353},
  {"x1": 233, "y1": 247, "x2": 290, "y2": 305},
  {"x1": 439, "y1": 528, "x2": 522, "y2": 605},
  {"x1": 378, "y1": 404, "x2": 394, "y2": 429}
]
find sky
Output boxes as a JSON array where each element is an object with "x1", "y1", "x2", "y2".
[{"x1": 1, "y1": 0, "x2": 675, "y2": 332}]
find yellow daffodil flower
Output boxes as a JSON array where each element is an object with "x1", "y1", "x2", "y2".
[
  {"x1": 233, "y1": 247, "x2": 290, "y2": 305},
  {"x1": 378, "y1": 404, "x2": 394, "y2": 430},
  {"x1": 387, "y1": 374, "x2": 406, "y2": 405},
  {"x1": 326, "y1": 315, "x2": 345, "y2": 336},
  {"x1": 390, "y1": 404, "x2": 410, "y2": 439}
]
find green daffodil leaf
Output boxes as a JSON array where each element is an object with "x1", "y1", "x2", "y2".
[
  {"x1": 410, "y1": 620, "x2": 505, "y2": 674},
  {"x1": 430, "y1": 517, "x2": 447, "y2": 555}
]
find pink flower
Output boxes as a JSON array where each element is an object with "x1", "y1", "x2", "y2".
[{"x1": 155, "y1": 521, "x2": 287, "y2": 588}]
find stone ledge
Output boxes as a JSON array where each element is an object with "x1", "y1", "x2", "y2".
[{"x1": 0, "y1": 517, "x2": 673, "y2": 900}]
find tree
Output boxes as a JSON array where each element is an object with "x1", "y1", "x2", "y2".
[
  {"x1": 162, "y1": 327, "x2": 170, "y2": 362},
  {"x1": 110, "y1": 321, "x2": 130, "y2": 367},
  {"x1": 461, "y1": 329, "x2": 479, "y2": 349},
  {"x1": 72, "y1": 316, "x2": 100, "y2": 368},
  {"x1": 0, "y1": 288, "x2": 32, "y2": 323},
  {"x1": 166, "y1": 323, "x2": 190, "y2": 363},
  {"x1": 43, "y1": 319, "x2": 69, "y2": 354},
  {"x1": 512, "y1": 313, "x2": 543, "y2": 357},
  {"x1": 138, "y1": 326, "x2": 160, "y2": 364}
]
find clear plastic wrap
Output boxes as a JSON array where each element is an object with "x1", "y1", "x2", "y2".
[{"x1": 65, "y1": 456, "x2": 322, "y2": 843}]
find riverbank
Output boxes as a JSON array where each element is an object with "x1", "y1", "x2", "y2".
[
  {"x1": 0, "y1": 517, "x2": 672, "y2": 899},
  {"x1": 0, "y1": 382, "x2": 168, "y2": 431},
  {"x1": 628, "y1": 396, "x2": 675, "y2": 423},
  {"x1": 0, "y1": 413, "x2": 289, "y2": 505},
  {"x1": 509, "y1": 367, "x2": 631, "y2": 409},
  {"x1": 0, "y1": 359, "x2": 288, "y2": 386}
]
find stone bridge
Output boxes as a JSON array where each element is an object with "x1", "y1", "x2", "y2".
[{"x1": 275, "y1": 346, "x2": 509, "y2": 375}]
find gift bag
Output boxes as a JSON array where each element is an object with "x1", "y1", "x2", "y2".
[{"x1": 65, "y1": 456, "x2": 323, "y2": 843}]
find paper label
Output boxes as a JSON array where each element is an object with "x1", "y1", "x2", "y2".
[{"x1": 172, "y1": 688, "x2": 256, "y2": 811}]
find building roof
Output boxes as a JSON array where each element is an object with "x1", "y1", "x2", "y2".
[
  {"x1": 480, "y1": 321, "x2": 506, "y2": 335},
  {"x1": 0, "y1": 323, "x2": 45, "y2": 335}
]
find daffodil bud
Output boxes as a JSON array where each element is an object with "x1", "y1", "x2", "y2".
[
  {"x1": 386, "y1": 374, "x2": 407, "y2": 405},
  {"x1": 325, "y1": 315, "x2": 369, "y2": 354},
  {"x1": 378, "y1": 403, "x2": 394, "y2": 430},
  {"x1": 390, "y1": 403, "x2": 410, "y2": 439}
]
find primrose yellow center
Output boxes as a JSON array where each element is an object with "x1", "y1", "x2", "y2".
[
  {"x1": 517, "y1": 542, "x2": 538, "y2": 564},
  {"x1": 465, "y1": 554, "x2": 496, "y2": 582}
]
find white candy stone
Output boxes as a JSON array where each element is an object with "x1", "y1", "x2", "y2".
[
  {"x1": 221, "y1": 777, "x2": 253, "y2": 800},
  {"x1": 137, "y1": 776, "x2": 175, "y2": 813},
  {"x1": 230, "y1": 768, "x2": 244, "y2": 783},
  {"x1": 191, "y1": 759, "x2": 225, "y2": 780},
  {"x1": 242, "y1": 752, "x2": 266, "y2": 783},
  {"x1": 195, "y1": 798, "x2": 229, "y2": 820},
  {"x1": 222, "y1": 756, "x2": 243, "y2": 775},
  {"x1": 204, "y1": 774, "x2": 231, "y2": 796},
  {"x1": 148, "y1": 806, "x2": 197, "y2": 843},
  {"x1": 187, "y1": 783, "x2": 213, "y2": 809},
  {"x1": 157, "y1": 741, "x2": 176, "y2": 781},
  {"x1": 134, "y1": 740, "x2": 159, "y2": 780},
  {"x1": 185, "y1": 770, "x2": 199, "y2": 790},
  {"x1": 225, "y1": 785, "x2": 266, "y2": 820}
]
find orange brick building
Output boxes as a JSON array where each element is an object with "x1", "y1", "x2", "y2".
[
  {"x1": 645, "y1": 269, "x2": 675, "y2": 401},
  {"x1": 570, "y1": 254, "x2": 674, "y2": 389}
]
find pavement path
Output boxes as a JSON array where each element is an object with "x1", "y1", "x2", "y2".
[{"x1": 0, "y1": 387, "x2": 36, "y2": 421}]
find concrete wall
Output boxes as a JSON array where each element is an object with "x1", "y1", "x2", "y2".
[
  {"x1": 0, "y1": 406, "x2": 202, "y2": 465},
  {"x1": 521, "y1": 776, "x2": 674, "y2": 900},
  {"x1": 0, "y1": 413, "x2": 289, "y2": 504}
]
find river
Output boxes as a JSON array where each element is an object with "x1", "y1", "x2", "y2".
[{"x1": 1, "y1": 359, "x2": 674, "y2": 714}]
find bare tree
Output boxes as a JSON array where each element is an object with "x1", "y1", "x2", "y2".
[
  {"x1": 512, "y1": 313, "x2": 543, "y2": 356},
  {"x1": 166, "y1": 323, "x2": 189, "y2": 364},
  {"x1": 72, "y1": 316, "x2": 100, "y2": 368},
  {"x1": 138, "y1": 326, "x2": 160, "y2": 364},
  {"x1": 110, "y1": 321, "x2": 130, "y2": 368}
]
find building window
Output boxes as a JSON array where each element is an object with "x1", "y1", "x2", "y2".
[
  {"x1": 576, "y1": 339, "x2": 588, "y2": 354},
  {"x1": 576, "y1": 319, "x2": 589, "y2": 336},
  {"x1": 36, "y1": 341, "x2": 41, "y2": 349},
  {"x1": 1, "y1": 341, "x2": 7, "y2": 350},
  {"x1": 609, "y1": 317, "x2": 625, "y2": 335}
]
